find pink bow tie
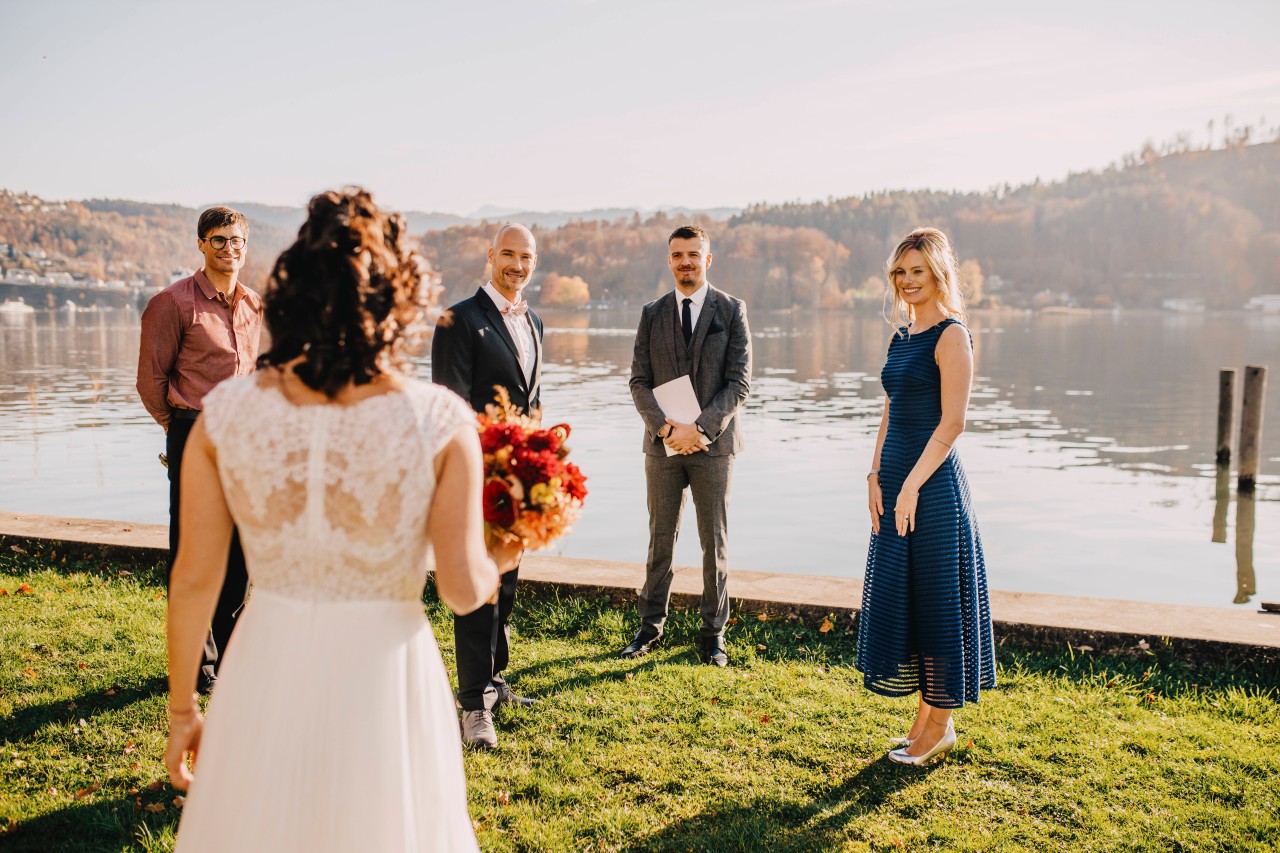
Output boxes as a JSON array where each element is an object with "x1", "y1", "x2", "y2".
[{"x1": 501, "y1": 300, "x2": 529, "y2": 317}]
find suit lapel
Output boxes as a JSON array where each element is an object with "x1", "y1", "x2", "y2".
[
  {"x1": 526, "y1": 311, "x2": 542, "y2": 406},
  {"x1": 476, "y1": 288, "x2": 526, "y2": 389},
  {"x1": 689, "y1": 285, "x2": 719, "y2": 384},
  {"x1": 656, "y1": 290, "x2": 680, "y2": 371}
]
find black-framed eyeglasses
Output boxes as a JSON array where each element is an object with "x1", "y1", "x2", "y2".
[{"x1": 203, "y1": 236, "x2": 247, "y2": 250}]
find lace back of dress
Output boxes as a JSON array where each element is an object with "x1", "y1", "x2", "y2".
[{"x1": 200, "y1": 376, "x2": 475, "y2": 602}]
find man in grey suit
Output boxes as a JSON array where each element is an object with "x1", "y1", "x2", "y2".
[{"x1": 621, "y1": 224, "x2": 752, "y2": 666}]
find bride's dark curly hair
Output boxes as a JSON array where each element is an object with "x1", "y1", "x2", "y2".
[{"x1": 256, "y1": 187, "x2": 433, "y2": 396}]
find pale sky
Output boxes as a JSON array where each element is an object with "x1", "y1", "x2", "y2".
[{"x1": 2, "y1": 0, "x2": 1278, "y2": 216}]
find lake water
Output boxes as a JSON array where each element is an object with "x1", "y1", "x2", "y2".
[{"x1": 1, "y1": 306, "x2": 1277, "y2": 610}]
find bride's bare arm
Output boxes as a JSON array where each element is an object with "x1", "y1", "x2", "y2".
[
  {"x1": 429, "y1": 427, "x2": 501, "y2": 615},
  {"x1": 165, "y1": 418, "x2": 232, "y2": 787}
]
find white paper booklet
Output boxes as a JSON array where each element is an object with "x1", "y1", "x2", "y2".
[{"x1": 652, "y1": 374, "x2": 712, "y2": 457}]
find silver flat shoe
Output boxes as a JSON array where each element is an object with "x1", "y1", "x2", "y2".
[{"x1": 888, "y1": 719, "x2": 955, "y2": 765}]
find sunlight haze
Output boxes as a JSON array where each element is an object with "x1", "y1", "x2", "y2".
[{"x1": 2, "y1": 0, "x2": 1277, "y2": 213}]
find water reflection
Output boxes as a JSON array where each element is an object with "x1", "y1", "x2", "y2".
[
  {"x1": 1, "y1": 306, "x2": 1277, "y2": 609},
  {"x1": 1213, "y1": 464, "x2": 1230, "y2": 544},
  {"x1": 1236, "y1": 492, "x2": 1257, "y2": 604}
]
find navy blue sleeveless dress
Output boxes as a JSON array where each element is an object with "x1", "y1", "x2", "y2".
[{"x1": 855, "y1": 318, "x2": 995, "y2": 709}]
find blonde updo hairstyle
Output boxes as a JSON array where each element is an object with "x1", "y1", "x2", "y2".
[{"x1": 883, "y1": 227, "x2": 967, "y2": 333}]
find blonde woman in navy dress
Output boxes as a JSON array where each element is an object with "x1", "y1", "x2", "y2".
[{"x1": 856, "y1": 227, "x2": 995, "y2": 765}]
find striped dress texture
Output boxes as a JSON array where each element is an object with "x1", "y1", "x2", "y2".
[{"x1": 855, "y1": 318, "x2": 996, "y2": 708}]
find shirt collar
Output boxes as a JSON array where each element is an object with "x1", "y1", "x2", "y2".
[
  {"x1": 483, "y1": 281, "x2": 522, "y2": 312},
  {"x1": 676, "y1": 282, "x2": 709, "y2": 307},
  {"x1": 195, "y1": 268, "x2": 239, "y2": 304}
]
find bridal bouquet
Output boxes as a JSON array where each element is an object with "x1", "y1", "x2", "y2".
[{"x1": 478, "y1": 388, "x2": 588, "y2": 550}]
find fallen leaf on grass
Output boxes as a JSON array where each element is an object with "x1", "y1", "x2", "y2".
[
  {"x1": 153, "y1": 591, "x2": 165, "y2": 601},
  {"x1": 623, "y1": 672, "x2": 633, "y2": 681},
  {"x1": 9, "y1": 545, "x2": 27, "y2": 554},
  {"x1": 967, "y1": 738, "x2": 974, "y2": 749},
  {"x1": 726, "y1": 617, "x2": 738, "y2": 626},
  {"x1": 0, "y1": 589, "x2": 8, "y2": 596},
  {"x1": 129, "y1": 763, "x2": 139, "y2": 772},
  {"x1": 756, "y1": 612, "x2": 770, "y2": 622},
  {"x1": 128, "y1": 787, "x2": 140, "y2": 796},
  {"x1": 172, "y1": 796, "x2": 185, "y2": 808},
  {"x1": 74, "y1": 784, "x2": 100, "y2": 800},
  {"x1": 21, "y1": 667, "x2": 36, "y2": 678},
  {"x1": 105, "y1": 689, "x2": 117, "y2": 696},
  {"x1": 496, "y1": 790, "x2": 511, "y2": 806},
  {"x1": 709, "y1": 697, "x2": 719, "y2": 704},
  {"x1": 118, "y1": 570, "x2": 133, "y2": 577},
  {"x1": 819, "y1": 617, "x2": 833, "y2": 633},
  {"x1": 1144, "y1": 693, "x2": 1157, "y2": 704},
  {"x1": 143, "y1": 803, "x2": 164, "y2": 813},
  {"x1": 16, "y1": 583, "x2": 33, "y2": 594},
  {"x1": 124, "y1": 742, "x2": 136, "y2": 754},
  {"x1": 47, "y1": 788, "x2": 58, "y2": 796},
  {"x1": 760, "y1": 715, "x2": 771, "y2": 724},
  {"x1": 78, "y1": 662, "x2": 88, "y2": 670},
  {"x1": 756, "y1": 644, "x2": 767, "y2": 650},
  {"x1": 146, "y1": 780, "x2": 165, "y2": 792}
]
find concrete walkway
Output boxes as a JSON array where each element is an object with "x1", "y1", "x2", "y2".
[{"x1": 3, "y1": 510, "x2": 1278, "y2": 653}]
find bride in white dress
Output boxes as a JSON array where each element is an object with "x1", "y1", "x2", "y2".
[{"x1": 163, "y1": 188, "x2": 510, "y2": 852}]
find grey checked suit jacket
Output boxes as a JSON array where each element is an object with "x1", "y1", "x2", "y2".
[{"x1": 630, "y1": 285, "x2": 751, "y2": 457}]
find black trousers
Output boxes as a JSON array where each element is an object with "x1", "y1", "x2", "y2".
[
  {"x1": 167, "y1": 417, "x2": 249, "y2": 684},
  {"x1": 454, "y1": 566, "x2": 519, "y2": 711}
]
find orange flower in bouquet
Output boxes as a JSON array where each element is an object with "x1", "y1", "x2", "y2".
[{"x1": 478, "y1": 387, "x2": 587, "y2": 550}]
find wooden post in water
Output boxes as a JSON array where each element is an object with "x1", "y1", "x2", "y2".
[
  {"x1": 1216, "y1": 369, "x2": 1235, "y2": 464},
  {"x1": 1237, "y1": 365, "x2": 1268, "y2": 492}
]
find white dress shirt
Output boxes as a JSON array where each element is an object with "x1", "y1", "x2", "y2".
[
  {"x1": 676, "y1": 282, "x2": 709, "y2": 336},
  {"x1": 483, "y1": 281, "x2": 536, "y2": 386}
]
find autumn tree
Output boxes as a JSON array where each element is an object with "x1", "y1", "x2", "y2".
[{"x1": 540, "y1": 273, "x2": 591, "y2": 307}]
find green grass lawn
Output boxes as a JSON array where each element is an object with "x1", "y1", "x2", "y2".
[{"x1": 2, "y1": 544, "x2": 1278, "y2": 852}]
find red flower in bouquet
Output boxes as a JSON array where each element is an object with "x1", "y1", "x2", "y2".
[
  {"x1": 482, "y1": 479, "x2": 517, "y2": 528},
  {"x1": 475, "y1": 388, "x2": 588, "y2": 550},
  {"x1": 480, "y1": 421, "x2": 527, "y2": 454},
  {"x1": 511, "y1": 448, "x2": 560, "y2": 487}
]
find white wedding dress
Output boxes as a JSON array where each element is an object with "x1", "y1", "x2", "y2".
[{"x1": 174, "y1": 374, "x2": 480, "y2": 853}]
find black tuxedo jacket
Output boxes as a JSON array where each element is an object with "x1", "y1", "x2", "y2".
[{"x1": 432, "y1": 287, "x2": 544, "y2": 414}]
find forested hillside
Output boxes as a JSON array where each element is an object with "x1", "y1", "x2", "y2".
[{"x1": 4, "y1": 134, "x2": 1277, "y2": 309}]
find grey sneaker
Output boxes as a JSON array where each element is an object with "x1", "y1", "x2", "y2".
[{"x1": 461, "y1": 709, "x2": 497, "y2": 749}]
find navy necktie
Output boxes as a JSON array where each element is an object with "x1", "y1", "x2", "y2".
[{"x1": 681, "y1": 297, "x2": 693, "y2": 345}]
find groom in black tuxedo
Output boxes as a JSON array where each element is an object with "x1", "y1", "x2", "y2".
[{"x1": 432, "y1": 223, "x2": 543, "y2": 749}]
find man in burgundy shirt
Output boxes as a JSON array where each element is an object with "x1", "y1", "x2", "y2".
[{"x1": 137, "y1": 206, "x2": 262, "y2": 693}]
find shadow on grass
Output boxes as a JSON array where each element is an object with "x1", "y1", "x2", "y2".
[
  {"x1": 499, "y1": 588, "x2": 1280, "y2": 704},
  {"x1": 624, "y1": 754, "x2": 935, "y2": 852},
  {"x1": 0, "y1": 676, "x2": 167, "y2": 744},
  {"x1": 0, "y1": 547, "x2": 167, "y2": 588},
  {"x1": 3, "y1": 793, "x2": 179, "y2": 853}
]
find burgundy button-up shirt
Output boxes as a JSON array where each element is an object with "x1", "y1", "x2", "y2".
[{"x1": 136, "y1": 269, "x2": 263, "y2": 429}]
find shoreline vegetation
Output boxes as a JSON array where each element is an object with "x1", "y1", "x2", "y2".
[
  {"x1": 2, "y1": 547, "x2": 1277, "y2": 852},
  {"x1": 4, "y1": 136, "x2": 1279, "y2": 314}
]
